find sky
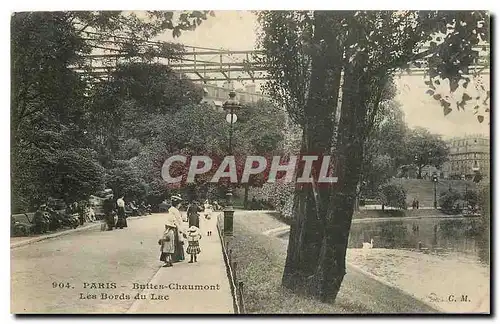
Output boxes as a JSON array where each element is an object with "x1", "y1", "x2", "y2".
[{"x1": 156, "y1": 11, "x2": 490, "y2": 139}]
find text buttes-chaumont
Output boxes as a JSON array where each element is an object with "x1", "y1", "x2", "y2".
[{"x1": 132, "y1": 283, "x2": 221, "y2": 291}]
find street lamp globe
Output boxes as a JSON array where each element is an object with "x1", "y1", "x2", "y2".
[{"x1": 225, "y1": 113, "x2": 237, "y2": 124}]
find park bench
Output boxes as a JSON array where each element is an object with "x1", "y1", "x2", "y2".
[
  {"x1": 11, "y1": 213, "x2": 35, "y2": 237},
  {"x1": 158, "y1": 202, "x2": 170, "y2": 213}
]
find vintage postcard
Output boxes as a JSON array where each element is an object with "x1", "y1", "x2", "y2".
[{"x1": 10, "y1": 10, "x2": 490, "y2": 314}]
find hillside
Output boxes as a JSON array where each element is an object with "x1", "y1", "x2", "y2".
[{"x1": 390, "y1": 178, "x2": 477, "y2": 208}]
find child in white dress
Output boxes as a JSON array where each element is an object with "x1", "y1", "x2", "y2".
[{"x1": 186, "y1": 226, "x2": 202, "y2": 263}]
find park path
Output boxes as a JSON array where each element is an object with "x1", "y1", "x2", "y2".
[
  {"x1": 11, "y1": 212, "x2": 233, "y2": 314},
  {"x1": 126, "y1": 212, "x2": 233, "y2": 314}
]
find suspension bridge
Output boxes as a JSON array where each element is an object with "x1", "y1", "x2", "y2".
[{"x1": 74, "y1": 33, "x2": 490, "y2": 84}]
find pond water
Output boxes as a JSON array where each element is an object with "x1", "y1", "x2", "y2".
[{"x1": 348, "y1": 216, "x2": 488, "y2": 262}]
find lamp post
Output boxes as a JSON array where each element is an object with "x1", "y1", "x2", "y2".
[
  {"x1": 432, "y1": 173, "x2": 438, "y2": 209},
  {"x1": 222, "y1": 90, "x2": 241, "y2": 236}
]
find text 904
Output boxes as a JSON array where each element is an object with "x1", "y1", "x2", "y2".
[{"x1": 52, "y1": 282, "x2": 74, "y2": 289}]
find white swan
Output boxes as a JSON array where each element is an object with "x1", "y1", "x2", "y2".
[{"x1": 362, "y1": 239, "x2": 374, "y2": 249}]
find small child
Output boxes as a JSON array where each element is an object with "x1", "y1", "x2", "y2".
[
  {"x1": 186, "y1": 226, "x2": 202, "y2": 263},
  {"x1": 158, "y1": 221, "x2": 176, "y2": 267}
]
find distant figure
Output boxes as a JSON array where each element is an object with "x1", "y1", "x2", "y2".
[
  {"x1": 416, "y1": 199, "x2": 420, "y2": 209},
  {"x1": 103, "y1": 194, "x2": 116, "y2": 231},
  {"x1": 203, "y1": 200, "x2": 213, "y2": 236},
  {"x1": 187, "y1": 200, "x2": 202, "y2": 228},
  {"x1": 78, "y1": 201, "x2": 86, "y2": 225},
  {"x1": 32, "y1": 205, "x2": 50, "y2": 234},
  {"x1": 412, "y1": 199, "x2": 417, "y2": 209},
  {"x1": 116, "y1": 196, "x2": 127, "y2": 229},
  {"x1": 87, "y1": 205, "x2": 96, "y2": 222}
]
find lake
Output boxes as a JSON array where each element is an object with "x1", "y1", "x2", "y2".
[{"x1": 348, "y1": 216, "x2": 488, "y2": 263}]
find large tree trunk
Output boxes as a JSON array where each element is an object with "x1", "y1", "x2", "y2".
[
  {"x1": 282, "y1": 11, "x2": 343, "y2": 295},
  {"x1": 311, "y1": 58, "x2": 370, "y2": 302},
  {"x1": 282, "y1": 13, "x2": 390, "y2": 302}
]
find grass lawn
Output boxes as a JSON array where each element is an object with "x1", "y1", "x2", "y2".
[{"x1": 229, "y1": 212, "x2": 365, "y2": 314}]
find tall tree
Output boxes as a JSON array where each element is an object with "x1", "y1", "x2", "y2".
[
  {"x1": 405, "y1": 127, "x2": 449, "y2": 178},
  {"x1": 87, "y1": 62, "x2": 204, "y2": 166},
  {"x1": 361, "y1": 94, "x2": 407, "y2": 197},
  {"x1": 235, "y1": 100, "x2": 286, "y2": 207},
  {"x1": 258, "y1": 10, "x2": 489, "y2": 302},
  {"x1": 11, "y1": 10, "x2": 214, "y2": 211}
]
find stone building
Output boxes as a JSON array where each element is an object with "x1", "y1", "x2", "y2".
[
  {"x1": 442, "y1": 134, "x2": 490, "y2": 180},
  {"x1": 200, "y1": 82, "x2": 269, "y2": 111}
]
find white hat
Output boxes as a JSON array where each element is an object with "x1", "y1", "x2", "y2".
[{"x1": 171, "y1": 194, "x2": 182, "y2": 201}]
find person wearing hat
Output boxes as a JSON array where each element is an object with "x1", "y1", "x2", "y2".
[
  {"x1": 158, "y1": 217, "x2": 177, "y2": 267},
  {"x1": 186, "y1": 226, "x2": 202, "y2": 263},
  {"x1": 102, "y1": 194, "x2": 116, "y2": 231},
  {"x1": 116, "y1": 196, "x2": 127, "y2": 229},
  {"x1": 187, "y1": 199, "x2": 203, "y2": 229},
  {"x1": 168, "y1": 195, "x2": 185, "y2": 262}
]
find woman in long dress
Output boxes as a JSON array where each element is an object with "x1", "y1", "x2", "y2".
[
  {"x1": 169, "y1": 195, "x2": 185, "y2": 262},
  {"x1": 187, "y1": 200, "x2": 202, "y2": 228}
]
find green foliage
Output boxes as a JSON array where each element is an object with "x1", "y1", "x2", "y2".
[
  {"x1": 362, "y1": 154, "x2": 394, "y2": 198},
  {"x1": 254, "y1": 182, "x2": 295, "y2": 218},
  {"x1": 257, "y1": 9, "x2": 490, "y2": 301},
  {"x1": 378, "y1": 183, "x2": 407, "y2": 209},
  {"x1": 464, "y1": 189, "x2": 479, "y2": 209},
  {"x1": 11, "y1": 12, "x2": 89, "y2": 141},
  {"x1": 438, "y1": 189, "x2": 463, "y2": 214},
  {"x1": 11, "y1": 12, "x2": 93, "y2": 212},
  {"x1": 404, "y1": 127, "x2": 449, "y2": 178},
  {"x1": 256, "y1": 11, "x2": 313, "y2": 126},
  {"x1": 87, "y1": 63, "x2": 205, "y2": 165},
  {"x1": 11, "y1": 10, "x2": 213, "y2": 212},
  {"x1": 105, "y1": 161, "x2": 146, "y2": 201},
  {"x1": 417, "y1": 12, "x2": 490, "y2": 120},
  {"x1": 362, "y1": 99, "x2": 408, "y2": 197},
  {"x1": 50, "y1": 149, "x2": 105, "y2": 204},
  {"x1": 477, "y1": 181, "x2": 490, "y2": 263}
]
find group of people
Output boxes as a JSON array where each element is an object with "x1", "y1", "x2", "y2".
[
  {"x1": 411, "y1": 198, "x2": 420, "y2": 209},
  {"x1": 29, "y1": 200, "x2": 96, "y2": 234},
  {"x1": 102, "y1": 194, "x2": 153, "y2": 231},
  {"x1": 158, "y1": 196, "x2": 217, "y2": 267},
  {"x1": 103, "y1": 195, "x2": 128, "y2": 230}
]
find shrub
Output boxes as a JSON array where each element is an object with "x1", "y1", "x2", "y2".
[
  {"x1": 438, "y1": 189, "x2": 462, "y2": 214},
  {"x1": 378, "y1": 183, "x2": 407, "y2": 209}
]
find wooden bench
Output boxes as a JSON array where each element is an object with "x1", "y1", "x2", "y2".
[
  {"x1": 11, "y1": 213, "x2": 35, "y2": 236},
  {"x1": 11, "y1": 213, "x2": 34, "y2": 224}
]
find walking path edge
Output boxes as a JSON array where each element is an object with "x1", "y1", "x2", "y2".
[
  {"x1": 262, "y1": 224, "x2": 444, "y2": 313},
  {"x1": 10, "y1": 216, "x2": 148, "y2": 249}
]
